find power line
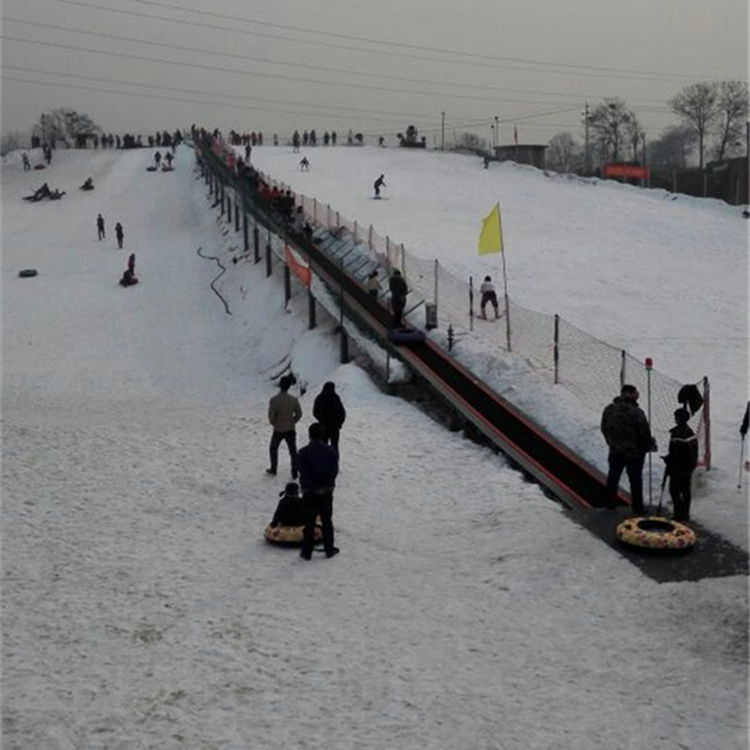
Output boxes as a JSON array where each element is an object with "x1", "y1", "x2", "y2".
[
  {"x1": 46, "y1": 0, "x2": 729, "y2": 83},
  {"x1": 4, "y1": 27, "x2": 643, "y2": 112},
  {"x1": 2, "y1": 18, "x2": 678, "y2": 108}
]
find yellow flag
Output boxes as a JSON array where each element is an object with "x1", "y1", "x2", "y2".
[{"x1": 478, "y1": 203, "x2": 503, "y2": 255}]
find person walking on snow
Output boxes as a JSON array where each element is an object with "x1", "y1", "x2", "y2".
[
  {"x1": 373, "y1": 174, "x2": 386, "y2": 198},
  {"x1": 96, "y1": 213, "x2": 105, "y2": 240},
  {"x1": 601, "y1": 384, "x2": 656, "y2": 514},
  {"x1": 267, "y1": 375, "x2": 302, "y2": 478},
  {"x1": 22, "y1": 153, "x2": 30, "y2": 171},
  {"x1": 299, "y1": 157, "x2": 310, "y2": 171},
  {"x1": 312, "y1": 382, "x2": 346, "y2": 453},
  {"x1": 479, "y1": 276, "x2": 500, "y2": 319},
  {"x1": 298, "y1": 423, "x2": 340, "y2": 560},
  {"x1": 664, "y1": 408, "x2": 698, "y2": 522},
  {"x1": 115, "y1": 222, "x2": 124, "y2": 249}
]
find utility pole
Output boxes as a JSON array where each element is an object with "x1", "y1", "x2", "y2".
[
  {"x1": 494, "y1": 115, "x2": 499, "y2": 149},
  {"x1": 441, "y1": 111, "x2": 445, "y2": 151},
  {"x1": 584, "y1": 103, "x2": 590, "y2": 175}
]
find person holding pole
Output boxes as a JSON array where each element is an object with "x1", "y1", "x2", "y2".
[
  {"x1": 600, "y1": 384, "x2": 656, "y2": 514},
  {"x1": 664, "y1": 408, "x2": 698, "y2": 522}
]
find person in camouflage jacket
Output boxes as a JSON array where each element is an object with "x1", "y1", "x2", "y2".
[{"x1": 601, "y1": 384, "x2": 655, "y2": 514}]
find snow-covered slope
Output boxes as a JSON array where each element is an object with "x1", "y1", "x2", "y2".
[{"x1": 2, "y1": 144, "x2": 747, "y2": 750}]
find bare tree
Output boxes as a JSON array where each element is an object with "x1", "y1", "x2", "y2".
[
  {"x1": 647, "y1": 125, "x2": 696, "y2": 168},
  {"x1": 669, "y1": 82, "x2": 718, "y2": 169},
  {"x1": 624, "y1": 113, "x2": 643, "y2": 162},
  {"x1": 585, "y1": 98, "x2": 634, "y2": 163},
  {"x1": 0, "y1": 131, "x2": 24, "y2": 156},
  {"x1": 31, "y1": 108, "x2": 100, "y2": 147},
  {"x1": 713, "y1": 80, "x2": 749, "y2": 162},
  {"x1": 546, "y1": 132, "x2": 582, "y2": 173}
]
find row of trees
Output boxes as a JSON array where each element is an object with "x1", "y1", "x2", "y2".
[{"x1": 546, "y1": 80, "x2": 748, "y2": 173}]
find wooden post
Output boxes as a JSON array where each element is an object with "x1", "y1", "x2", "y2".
[
  {"x1": 243, "y1": 211, "x2": 249, "y2": 252},
  {"x1": 620, "y1": 350, "x2": 627, "y2": 389},
  {"x1": 308, "y1": 288, "x2": 317, "y2": 329},
  {"x1": 235, "y1": 200, "x2": 240, "y2": 232},
  {"x1": 553, "y1": 314, "x2": 560, "y2": 384},
  {"x1": 266, "y1": 232, "x2": 272, "y2": 278},
  {"x1": 340, "y1": 328, "x2": 349, "y2": 364},
  {"x1": 703, "y1": 376, "x2": 712, "y2": 470},
  {"x1": 253, "y1": 224, "x2": 260, "y2": 264},
  {"x1": 227, "y1": 194, "x2": 232, "y2": 223},
  {"x1": 284, "y1": 264, "x2": 291, "y2": 307},
  {"x1": 220, "y1": 184, "x2": 225, "y2": 216}
]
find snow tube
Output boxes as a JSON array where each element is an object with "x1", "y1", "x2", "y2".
[
  {"x1": 264, "y1": 521, "x2": 323, "y2": 547},
  {"x1": 18, "y1": 268, "x2": 38, "y2": 278},
  {"x1": 616, "y1": 516, "x2": 697, "y2": 551},
  {"x1": 388, "y1": 328, "x2": 426, "y2": 344}
]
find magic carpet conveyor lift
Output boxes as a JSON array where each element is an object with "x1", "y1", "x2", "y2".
[{"x1": 199, "y1": 146, "x2": 623, "y2": 512}]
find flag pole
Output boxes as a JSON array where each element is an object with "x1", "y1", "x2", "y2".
[{"x1": 501, "y1": 243, "x2": 511, "y2": 351}]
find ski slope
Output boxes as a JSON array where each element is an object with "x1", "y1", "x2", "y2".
[{"x1": 2, "y1": 144, "x2": 747, "y2": 750}]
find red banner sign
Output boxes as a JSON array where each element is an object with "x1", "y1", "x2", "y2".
[
  {"x1": 285, "y1": 245, "x2": 311, "y2": 288},
  {"x1": 603, "y1": 164, "x2": 650, "y2": 180}
]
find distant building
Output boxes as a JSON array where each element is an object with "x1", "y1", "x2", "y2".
[
  {"x1": 493, "y1": 144, "x2": 547, "y2": 170},
  {"x1": 650, "y1": 157, "x2": 748, "y2": 206}
]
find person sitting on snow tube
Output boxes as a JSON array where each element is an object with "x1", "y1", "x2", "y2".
[
  {"x1": 270, "y1": 482, "x2": 306, "y2": 528},
  {"x1": 80, "y1": 177, "x2": 94, "y2": 191},
  {"x1": 119, "y1": 267, "x2": 139, "y2": 287}
]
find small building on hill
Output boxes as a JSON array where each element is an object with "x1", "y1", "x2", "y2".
[{"x1": 493, "y1": 144, "x2": 547, "y2": 170}]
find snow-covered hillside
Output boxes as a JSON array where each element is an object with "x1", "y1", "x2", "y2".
[{"x1": 2, "y1": 144, "x2": 747, "y2": 750}]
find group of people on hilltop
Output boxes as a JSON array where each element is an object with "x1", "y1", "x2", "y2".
[{"x1": 266, "y1": 376, "x2": 346, "y2": 559}]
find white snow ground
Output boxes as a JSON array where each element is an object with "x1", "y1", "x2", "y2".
[{"x1": 2, "y1": 144, "x2": 747, "y2": 750}]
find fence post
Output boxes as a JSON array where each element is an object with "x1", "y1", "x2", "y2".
[
  {"x1": 220, "y1": 184, "x2": 225, "y2": 217},
  {"x1": 235, "y1": 200, "x2": 240, "y2": 232},
  {"x1": 354, "y1": 220, "x2": 358, "y2": 243},
  {"x1": 308, "y1": 288, "x2": 317, "y2": 329},
  {"x1": 554, "y1": 314, "x2": 560, "y2": 384},
  {"x1": 266, "y1": 231, "x2": 272, "y2": 277},
  {"x1": 335, "y1": 210, "x2": 340, "y2": 229},
  {"x1": 253, "y1": 224, "x2": 260, "y2": 263},
  {"x1": 369, "y1": 225, "x2": 374, "y2": 251},
  {"x1": 243, "y1": 210, "x2": 249, "y2": 252},
  {"x1": 284, "y1": 263, "x2": 291, "y2": 307},
  {"x1": 386, "y1": 237, "x2": 392, "y2": 271},
  {"x1": 313, "y1": 199, "x2": 318, "y2": 224},
  {"x1": 227, "y1": 194, "x2": 232, "y2": 224},
  {"x1": 434, "y1": 258, "x2": 439, "y2": 307},
  {"x1": 703, "y1": 376, "x2": 712, "y2": 469},
  {"x1": 401, "y1": 244, "x2": 406, "y2": 276},
  {"x1": 620, "y1": 350, "x2": 627, "y2": 389}
]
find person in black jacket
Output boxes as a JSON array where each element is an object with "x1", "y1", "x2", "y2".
[
  {"x1": 270, "y1": 482, "x2": 306, "y2": 528},
  {"x1": 298, "y1": 423, "x2": 339, "y2": 560},
  {"x1": 601, "y1": 384, "x2": 656, "y2": 514},
  {"x1": 312, "y1": 382, "x2": 346, "y2": 453},
  {"x1": 665, "y1": 408, "x2": 698, "y2": 522},
  {"x1": 388, "y1": 269, "x2": 408, "y2": 329}
]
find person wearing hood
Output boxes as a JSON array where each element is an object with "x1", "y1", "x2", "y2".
[
  {"x1": 600, "y1": 384, "x2": 656, "y2": 514},
  {"x1": 312, "y1": 382, "x2": 346, "y2": 452}
]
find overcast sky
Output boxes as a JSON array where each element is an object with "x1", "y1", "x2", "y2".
[{"x1": 2, "y1": 0, "x2": 747, "y2": 147}]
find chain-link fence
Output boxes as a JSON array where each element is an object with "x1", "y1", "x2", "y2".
[{"x1": 230, "y1": 156, "x2": 711, "y2": 466}]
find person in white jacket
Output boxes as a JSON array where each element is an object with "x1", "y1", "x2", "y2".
[{"x1": 479, "y1": 276, "x2": 499, "y2": 319}]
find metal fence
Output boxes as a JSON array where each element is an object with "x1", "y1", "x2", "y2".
[{"x1": 237, "y1": 162, "x2": 711, "y2": 466}]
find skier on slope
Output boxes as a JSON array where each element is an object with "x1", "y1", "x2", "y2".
[{"x1": 373, "y1": 174, "x2": 386, "y2": 199}]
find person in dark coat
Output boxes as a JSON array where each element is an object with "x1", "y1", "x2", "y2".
[
  {"x1": 312, "y1": 382, "x2": 346, "y2": 452},
  {"x1": 298, "y1": 423, "x2": 339, "y2": 560},
  {"x1": 96, "y1": 213, "x2": 105, "y2": 240},
  {"x1": 270, "y1": 482, "x2": 306, "y2": 528},
  {"x1": 388, "y1": 269, "x2": 408, "y2": 328},
  {"x1": 119, "y1": 267, "x2": 138, "y2": 287},
  {"x1": 127, "y1": 253, "x2": 136, "y2": 275},
  {"x1": 115, "y1": 222, "x2": 124, "y2": 249},
  {"x1": 373, "y1": 174, "x2": 386, "y2": 198},
  {"x1": 600, "y1": 384, "x2": 656, "y2": 514},
  {"x1": 664, "y1": 408, "x2": 698, "y2": 522}
]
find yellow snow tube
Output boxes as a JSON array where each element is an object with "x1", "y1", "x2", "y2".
[
  {"x1": 616, "y1": 516, "x2": 697, "y2": 550},
  {"x1": 264, "y1": 520, "x2": 322, "y2": 547}
]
